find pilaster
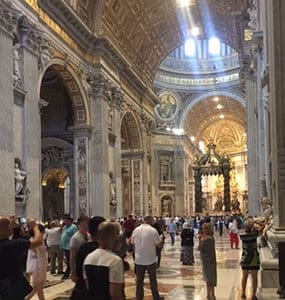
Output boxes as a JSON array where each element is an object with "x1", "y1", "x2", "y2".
[
  {"x1": 21, "y1": 18, "x2": 43, "y2": 219},
  {"x1": 70, "y1": 126, "x2": 92, "y2": 218},
  {"x1": 0, "y1": 1, "x2": 21, "y2": 215},
  {"x1": 89, "y1": 72, "x2": 114, "y2": 219},
  {"x1": 267, "y1": 0, "x2": 285, "y2": 231},
  {"x1": 244, "y1": 66, "x2": 260, "y2": 215}
]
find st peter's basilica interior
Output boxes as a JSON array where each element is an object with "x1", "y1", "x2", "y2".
[{"x1": 1, "y1": 0, "x2": 285, "y2": 299}]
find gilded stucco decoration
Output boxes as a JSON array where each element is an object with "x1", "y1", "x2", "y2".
[
  {"x1": 121, "y1": 112, "x2": 141, "y2": 151},
  {"x1": 201, "y1": 120, "x2": 246, "y2": 154},
  {"x1": 99, "y1": 0, "x2": 248, "y2": 83},
  {"x1": 27, "y1": 0, "x2": 248, "y2": 85},
  {"x1": 42, "y1": 168, "x2": 68, "y2": 187},
  {"x1": 185, "y1": 96, "x2": 245, "y2": 146}
]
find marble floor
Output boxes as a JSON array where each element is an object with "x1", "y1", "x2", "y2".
[{"x1": 31, "y1": 232, "x2": 280, "y2": 300}]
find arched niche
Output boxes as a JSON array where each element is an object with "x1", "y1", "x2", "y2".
[{"x1": 121, "y1": 112, "x2": 142, "y2": 216}]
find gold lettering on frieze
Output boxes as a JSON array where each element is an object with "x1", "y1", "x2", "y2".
[
  {"x1": 24, "y1": 0, "x2": 93, "y2": 62},
  {"x1": 158, "y1": 73, "x2": 239, "y2": 86}
]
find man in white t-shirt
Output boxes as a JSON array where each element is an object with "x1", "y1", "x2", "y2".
[
  {"x1": 70, "y1": 215, "x2": 89, "y2": 282},
  {"x1": 131, "y1": 215, "x2": 163, "y2": 300},
  {"x1": 46, "y1": 220, "x2": 63, "y2": 275},
  {"x1": 83, "y1": 221, "x2": 124, "y2": 300}
]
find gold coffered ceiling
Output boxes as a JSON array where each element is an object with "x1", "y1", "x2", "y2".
[
  {"x1": 64, "y1": 0, "x2": 248, "y2": 84},
  {"x1": 185, "y1": 96, "x2": 246, "y2": 154}
]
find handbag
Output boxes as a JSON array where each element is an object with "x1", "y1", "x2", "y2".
[{"x1": 0, "y1": 275, "x2": 33, "y2": 300}]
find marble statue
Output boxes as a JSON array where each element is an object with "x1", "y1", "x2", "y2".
[
  {"x1": 214, "y1": 194, "x2": 223, "y2": 211},
  {"x1": 109, "y1": 171, "x2": 117, "y2": 207},
  {"x1": 13, "y1": 43, "x2": 21, "y2": 87},
  {"x1": 15, "y1": 161, "x2": 26, "y2": 196},
  {"x1": 231, "y1": 192, "x2": 240, "y2": 211}
]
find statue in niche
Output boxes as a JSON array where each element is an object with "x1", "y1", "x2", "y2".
[
  {"x1": 258, "y1": 197, "x2": 273, "y2": 247},
  {"x1": 162, "y1": 197, "x2": 171, "y2": 215},
  {"x1": 109, "y1": 171, "x2": 117, "y2": 207},
  {"x1": 231, "y1": 192, "x2": 240, "y2": 211},
  {"x1": 15, "y1": 158, "x2": 27, "y2": 199},
  {"x1": 13, "y1": 43, "x2": 21, "y2": 87},
  {"x1": 214, "y1": 194, "x2": 223, "y2": 211}
]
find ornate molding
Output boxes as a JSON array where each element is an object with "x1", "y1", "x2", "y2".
[
  {"x1": 139, "y1": 111, "x2": 155, "y2": 134},
  {"x1": 38, "y1": 0, "x2": 93, "y2": 49},
  {"x1": 18, "y1": 16, "x2": 43, "y2": 54},
  {"x1": 247, "y1": 0, "x2": 258, "y2": 30},
  {"x1": 38, "y1": 36, "x2": 54, "y2": 69},
  {"x1": 0, "y1": 0, "x2": 21, "y2": 36}
]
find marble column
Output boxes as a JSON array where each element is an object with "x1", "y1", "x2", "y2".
[
  {"x1": 266, "y1": 0, "x2": 285, "y2": 231},
  {"x1": 258, "y1": 1, "x2": 285, "y2": 289},
  {"x1": 194, "y1": 169, "x2": 202, "y2": 213},
  {"x1": 174, "y1": 146, "x2": 186, "y2": 216},
  {"x1": 108, "y1": 87, "x2": 123, "y2": 218},
  {"x1": 0, "y1": 1, "x2": 20, "y2": 215},
  {"x1": 223, "y1": 168, "x2": 231, "y2": 212},
  {"x1": 71, "y1": 126, "x2": 91, "y2": 219},
  {"x1": 245, "y1": 72, "x2": 260, "y2": 215},
  {"x1": 139, "y1": 114, "x2": 153, "y2": 216}
]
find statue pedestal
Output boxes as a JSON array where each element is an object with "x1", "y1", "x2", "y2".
[
  {"x1": 260, "y1": 246, "x2": 278, "y2": 288},
  {"x1": 260, "y1": 229, "x2": 285, "y2": 288},
  {"x1": 15, "y1": 197, "x2": 27, "y2": 217}
]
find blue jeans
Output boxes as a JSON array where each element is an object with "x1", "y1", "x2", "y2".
[{"x1": 169, "y1": 232, "x2": 175, "y2": 245}]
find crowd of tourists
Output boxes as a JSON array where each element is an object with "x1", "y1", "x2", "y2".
[{"x1": 0, "y1": 212, "x2": 265, "y2": 300}]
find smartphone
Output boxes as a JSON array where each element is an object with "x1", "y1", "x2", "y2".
[{"x1": 19, "y1": 217, "x2": 27, "y2": 224}]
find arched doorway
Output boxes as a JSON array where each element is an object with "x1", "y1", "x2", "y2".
[
  {"x1": 40, "y1": 65, "x2": 76, "y2": 220},
  {"x1": 121, "y1": 112, "x2": 142, "y2": 216},
  {"x1": 42, "y1": 168, "x2": 69, "y2": 220}
]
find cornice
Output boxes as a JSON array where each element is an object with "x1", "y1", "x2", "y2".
[{"x1": 38, "y1": 0, "x2": 93, "y2": 50}]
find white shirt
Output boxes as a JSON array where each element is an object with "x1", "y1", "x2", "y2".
[
  {"x1": 83, "y1": 248, "x2": 123, "y2": 283},
  {"x1": 131, "y1": 223, "x2": 161, "y2": 265},
  {"x1": 46, "y1": 227, "x2": 61, "y2": 247},
  {"x1": 229, "y1": 220, "x2": 238, "y2": 234}
]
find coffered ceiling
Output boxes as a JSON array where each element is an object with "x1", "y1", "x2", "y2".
[
  {"x1": 64, "y1": 0, "x2": 249, "y2": 84},
  {"x1": 184, "y1": 96, "x2": 246, "y2": 153}
]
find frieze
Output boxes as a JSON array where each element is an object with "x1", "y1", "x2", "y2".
[
  {"x1": 38, "y1": 0, "x2": 93, "y2": 49},
  {"x1": 160, "y1": 53, "x2": 240, "y2": 75},
  {"x1": 155, "y1": 71, "x2": 240, "y2": 87}
]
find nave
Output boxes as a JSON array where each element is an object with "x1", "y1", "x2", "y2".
[{"x1": 33, "y1": 233, "x2": 279, "y2": 300}]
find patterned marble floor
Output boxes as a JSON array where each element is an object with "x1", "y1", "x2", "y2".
[{"x1": 31, "y1": 232, "x2": 280, "y2": 300}]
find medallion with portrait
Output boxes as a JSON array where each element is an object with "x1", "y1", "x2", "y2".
[{"x1": 155, "y1": 92, "x2": 178, "y2": 120}]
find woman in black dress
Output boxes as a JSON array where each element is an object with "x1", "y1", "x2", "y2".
[
  {"x1": 240, "y1": 219, "x2": 262, "y2": 300},
  {"x1": 180, "y1": 222, "x2": 194, "y2": 265}
]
